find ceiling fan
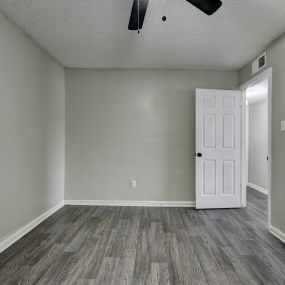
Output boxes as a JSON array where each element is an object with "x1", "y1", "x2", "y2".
[{"x1": 128, "y1": 0, "x2": 222, "y2": 33}]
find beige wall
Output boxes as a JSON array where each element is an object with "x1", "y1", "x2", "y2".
[
  {"x1": 65, "y1": 69, "x2": 237, "y2": 202},
  {"x1": 248, "y1": 100, "x2": 268, "y2": 189},
  {"x1": 239, "y1": 33, "x2": 285, "y2": 233},
  {"x1": 0, "y1": 13, "x2": 65, "y2": 242}
]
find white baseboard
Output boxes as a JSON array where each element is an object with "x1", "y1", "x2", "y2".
[
  {"x1": 0, "y1": 201, "x2": 64, "y2": 253},
  {"x1": 65, "y1": 200, "x2": 195, "y2": 208},
  {"x1": 269, "y1": 225, "x2": 285, "y2": 244},
  {"x1": 0, "y1": 199, "x2": 194, "y2": 253},
  {"x1": 247, "y1": 183, "x2": 268, "y2": 195}
]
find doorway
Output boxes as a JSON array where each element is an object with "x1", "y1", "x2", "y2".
[
  {"x1": 246, "y1": 78, "x2": 269, "y2": 194},
  {"x1": 240, "y1": 68, "x2": 272, "y2": 228},
  {"x1": 195, "y1": 69, "x2": 272, "y2": 214}
]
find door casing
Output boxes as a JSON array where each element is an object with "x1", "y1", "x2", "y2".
[{"x1": 239, "y1": 67, "x2": 272, "y2": 229}]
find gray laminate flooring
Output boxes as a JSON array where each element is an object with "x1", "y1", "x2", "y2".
[{"x1": 0, "y1": 188, "x2": 285, "y2": 284}]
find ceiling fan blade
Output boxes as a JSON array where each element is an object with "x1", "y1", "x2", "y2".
[
  {"x1": 128, "y1": 0, "x2": 149, "y2": 30},
  {"x1": 186, "y1": 0, "x2": 222, "y2": 15}
]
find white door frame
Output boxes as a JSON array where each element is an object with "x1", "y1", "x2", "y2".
[{"x1": 239, "y1": 67, "x2": 272, "y2": 228}]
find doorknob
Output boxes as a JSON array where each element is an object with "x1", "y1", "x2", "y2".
[{"x1": 197, "y1": 153, "x2": 202, "y2": 157}]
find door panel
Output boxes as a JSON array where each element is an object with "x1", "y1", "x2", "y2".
[
  {"x1": 203, "y1": 114, "x2": 216, "y2": 148},
  {"x1": 222, "y1": 115, "x2": 235, "y2": 149},
  {"x1": 203, "y1": 160, "x2": 216, "y2": 195},
  {"x1": 222, "y1": 160, "x2": 235, "y2": 195},
  {"x1": 196, "y1": 89, "x2": 241, "y2": 209},
  {"x1": 223, "y1": 96, "x2": 235, "y2": 107}
]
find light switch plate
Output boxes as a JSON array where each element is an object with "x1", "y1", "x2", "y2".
[
  {"x1": 131, "y1": 180, "x2": 137, "y2": 188},
  {"x1": 281, "y1": 120, "x2": 285, "y2": 131}
]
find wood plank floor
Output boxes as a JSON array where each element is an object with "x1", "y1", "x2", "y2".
[{"x1": 1, "y1": 188, "x2": 285, "y2": 284}]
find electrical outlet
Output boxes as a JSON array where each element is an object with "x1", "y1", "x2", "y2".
[{"x1": 131, "y1": 180, "x2": 137, "y2": 189}]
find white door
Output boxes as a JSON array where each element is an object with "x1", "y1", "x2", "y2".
[{"x1": 196, "y1": 89, "x2": 241, "y2": 209}]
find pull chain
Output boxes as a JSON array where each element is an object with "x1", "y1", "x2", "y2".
[
  {"x1": 162, "y1": 0, "x2": 167, "y2": 21},
  {"x1": 138, "y1": 0, "x2": 140, "y2": 34}
]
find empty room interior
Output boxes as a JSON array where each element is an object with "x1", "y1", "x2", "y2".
[{"x1": 1, "y1": 1, "x2": 285, "y2": 284}]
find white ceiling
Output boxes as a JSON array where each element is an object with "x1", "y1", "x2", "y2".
[
  {"x1": 1, "y1": 0, "x2": 285, "y2": 70},
  {"x1": 246, "y1": 78, "x2": 268, "y2": 105}
]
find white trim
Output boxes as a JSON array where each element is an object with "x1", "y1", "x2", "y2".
[
  {"x1": 239, "y1": 68, "x2": 272, "y2": 90},
  {"x1": 65, "y1": 200, "x2": 195, "y2": 208},
  {"x1": 240, "y1": 89, "x2": 248, "y2": 207},
  {"x1": 269, "y1": 225, "x2": 285, "y2": 244},
  {"x1": 0, "y1": 201, "x2": 64, "y2": 253},
  {"x1": 0, "y1": 199, "x2": 195, "y2": 253},
  {"x1": 247, "y1": 183, "x2": 268, "y2": 195},
  {"x1": 239, "y1": 67, "x2": 272, "y2": 228}
]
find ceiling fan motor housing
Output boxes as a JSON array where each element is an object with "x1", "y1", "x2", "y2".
[
  {"x1": 128, "y1": 0, "x2": 222, "y2": 33},
  {"x1": 186, "y1": 0, "x2": 222, "y2": 15}
]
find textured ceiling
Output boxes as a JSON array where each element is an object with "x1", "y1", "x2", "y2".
[{"x1": 1, "y1": 0, "x2": 285, "y2": 70}]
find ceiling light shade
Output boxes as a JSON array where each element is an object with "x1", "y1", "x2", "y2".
[{"x1": 186, "y1": 0, "x2": 222, "y2": 15}]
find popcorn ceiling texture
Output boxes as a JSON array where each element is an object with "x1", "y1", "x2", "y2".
[{"x1": 1, "y1": 0, "x2": 285, "y2": 70}]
